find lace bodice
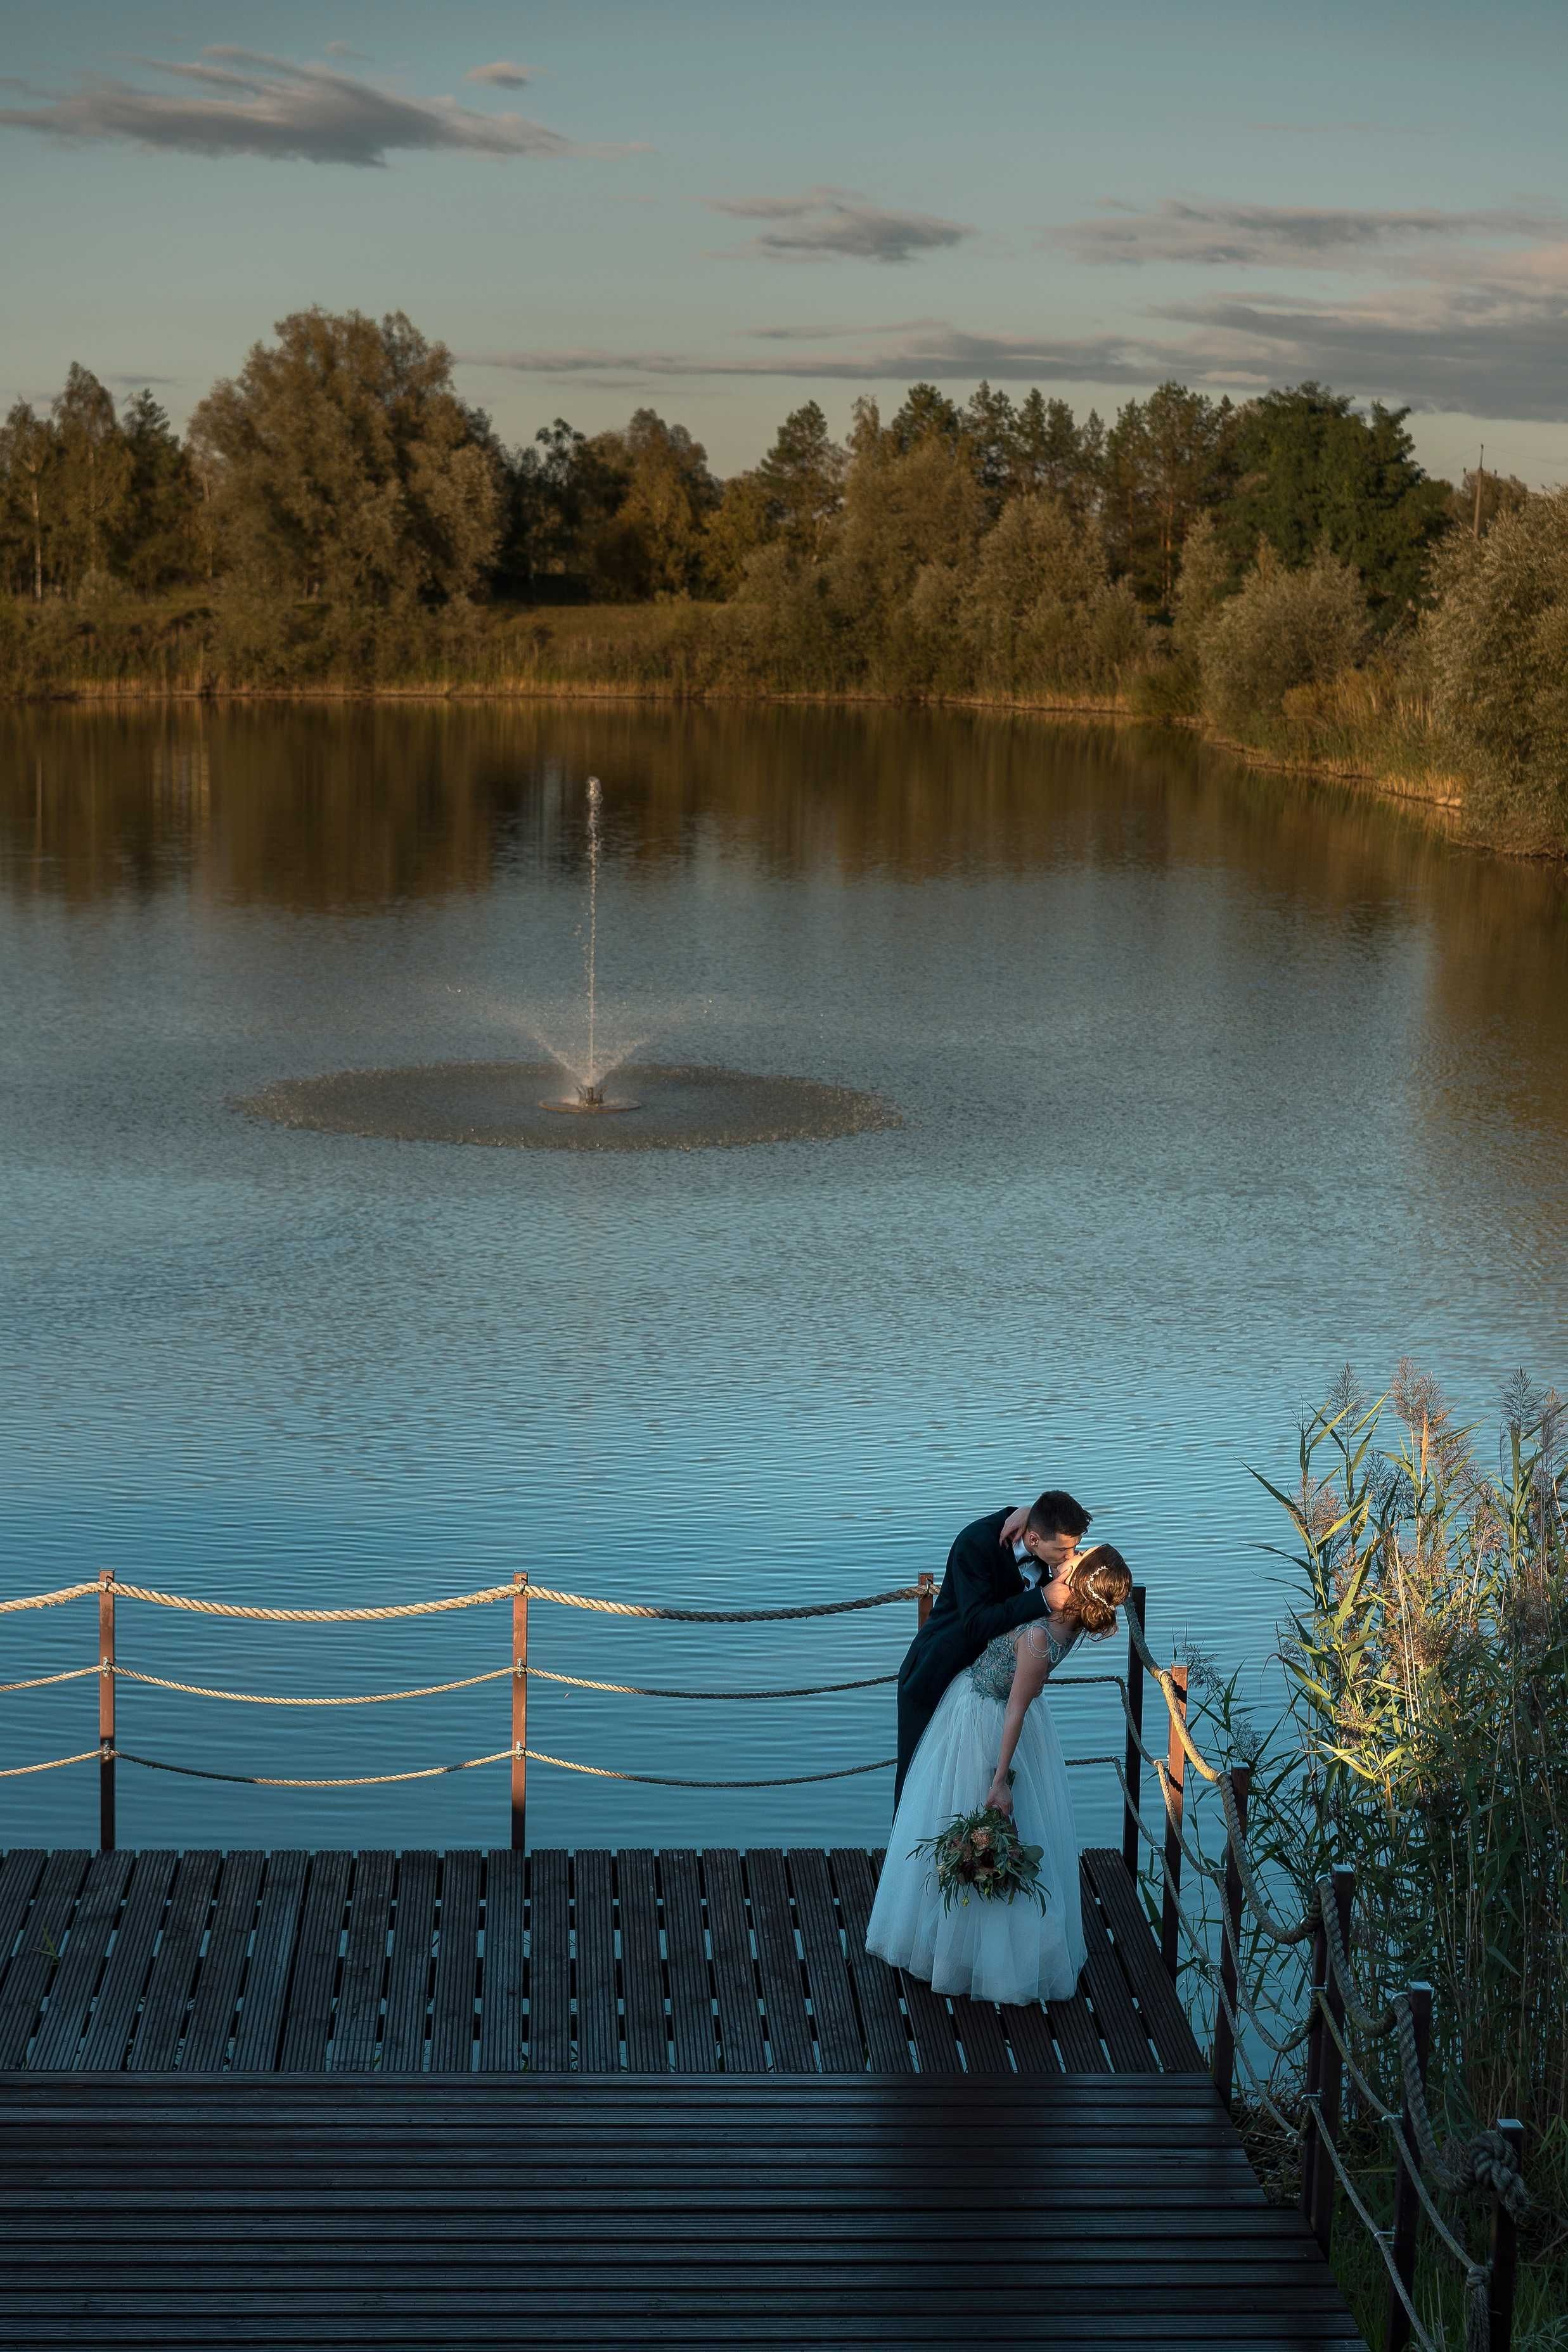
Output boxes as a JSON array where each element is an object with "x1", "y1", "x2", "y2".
[{"x1": 968, "y1": 1621, "x2": 1077, "y2": 1698}]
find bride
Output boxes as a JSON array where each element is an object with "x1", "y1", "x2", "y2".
[{"x1": 867, "y1": 1543, "x2": 1133, "y2": 2007}]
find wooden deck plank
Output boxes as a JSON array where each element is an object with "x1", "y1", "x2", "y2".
[
  {"x1": 0, "y1": 1853, "x2": 46, "y2": 2008},
  {"x1": 1046, "y1": 1993, "x2": 1109, "y2": 2072},
  {"x1": 949, "y1": 1992, "x2": 1012, "y2": 2073},
  {"x1": 129, "y1": 1852, "x2": 219, "y2": 2071},
  {"x1": 0, "y1": 1856, "x2": 90, "y2": 2063},
  {"x1": 276, "y1": 1849, "x2": 350, "y2": 2072},
  {"x1": 526, "y1": 1849, "x2": 570, "y2": 2072},
  {"x1": 616, "y1": 1850, "x2": 668, "y2": 2074},
  {"x1": 477, "y1": 1850, "x2": 525, "y2": 2073},
  {"x1": 1076, "y1": 1855, "x2": 1158, "y2": 2072},
  {"x1": 179, "y1": 1853, "x2": 263, "y2": 2072},
  {"x1": 572, "y1": 1848, "x2": 620, "y2": 2073},
  {"x1": 1001, "y1": 1998, "x2": 1063, "y2": 2075},
  {"x1": 428, "y1": 1851, "x2": 480, "y2": 2074},
  {"x1": 380, "y1": 1851, "x2": 437, "y2": 2072},
  {"x1": 700, "y1": 1848, "x2": 767, "y2": 2074},
  {"x1": 785, "y1": 1849, "x2": 864, "y2": 2074},
  {"x1": 658, "y1": 1849, "x2": 717, "y2": 2076},
  {"x1": 826, "y1": 1848, "x2": 912, "y2": 2075},
  {"x1": 0, "y1": 2072, "x2": 1368, "y2": 2351},
  {"x1": 25, "y1": 1850, "x2": 132, "y2": 2069},
  {"x1": 331, "y1": 1851, "x2": 394, "y2": 2072},
  {"x1": 744, "y1": 1848, "x2": 816, "y2": 2073},
  {"x1": 1083, "y1": 1848, "x2": 1205, "y2": 2074},
  {"x1": 77, "y1": 1849, "x2": 178, "y2": 2070},
  {"x1": 228, "y1": 1849, "x2": 309, "y2": 2072}
]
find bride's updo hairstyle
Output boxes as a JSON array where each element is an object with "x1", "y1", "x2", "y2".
[{"x1": 1061, "y1": 1544, "x2": 1133, "y2": 1638}]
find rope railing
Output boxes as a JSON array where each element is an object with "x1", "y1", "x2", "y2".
[
  {"x1": 1107, "y1": 1586, "x2": 1527, "y2": 2352},
  {"x1": 2, "y1": 1560, "x2": 1529, "y2": 2350}
]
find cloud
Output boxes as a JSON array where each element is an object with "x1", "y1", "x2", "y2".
[
  {"x1": 705, "y1": 186, "x2": 975, "y2": 264},
  {"x1": 1050, "y1": 197, "x2": 1563, "y2": 270},
  {"x1": 465, "y1": 267, "x2": 1568, "y2": 420},
  {"x1": 464, "y1": 61, "x2": 533, "y2": 88},
  {"x1": 0, "y1": 48, "x2": 642, "y2": 167}
]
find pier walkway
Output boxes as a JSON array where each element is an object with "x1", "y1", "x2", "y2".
[{"x1": 0, "y1": 1841, "x2": 1365, "y2": 2348}]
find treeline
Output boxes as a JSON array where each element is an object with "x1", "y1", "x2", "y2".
[{"x1": 3, "y1": 306, "x2": 1565, "y2": 851}]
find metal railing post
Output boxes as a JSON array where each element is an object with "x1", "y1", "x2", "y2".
[
  {"x1": 1211, "y1": 1763, "x2": 1249, "y2": 2108},
  {"x1": 1385, "y1": 1981, "x2": 1432, "y2": 2352},
  {"x1": 510, "y1": 1574, "x2": 529, "y2": 1853},
  {"x1": 98, "y1": 1569, "x2": 116, "y2": 1851},
  {"x1": 1121, "y1": 1584, "x2": 1147, "y2": 1874},
  {"x1": 1488, "y1": 2118, "x2": 1524, "y2": 2352},
  {"x1": 1159, "y1": 1662, "x2": 1188, "y2": 1982},
  {"x1": 1310, "y1": 1864, "x2": 1355, "y2": 2256},
  {"x1": 916, "y1": 1571, "x2": 935, "y2": 1629}
]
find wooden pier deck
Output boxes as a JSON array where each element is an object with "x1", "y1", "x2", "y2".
[{"x1": 0, "y1": 1845, "x2": 1366, "y2": 2349}]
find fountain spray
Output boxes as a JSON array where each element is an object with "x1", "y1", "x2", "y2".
[{"x1": 584, "y1": 776, "x2": 600, "y2": 1100}]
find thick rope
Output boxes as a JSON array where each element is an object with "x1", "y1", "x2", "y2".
[
  {"x1": 102, "y1": 1579, "x2": 922, "y2": 1624},
  {"x1": 0, "y1": 1749, "x2": 101, "y2": 1777},
  {"x1": 1303, "y1": 2093, "x2": 1446, "y2": 2352},
  {"x1": 522, "y1": 1666, "x2": 900, "y2": 1699},
  {"x1": 117, "y1": 1746, "x2": 512, "y2": 1788},
  {"x1": 107, "y1": 1663, "x2": 905, "y2": 1704},
  {"x1": 0, "y1": 1665, "x2": 101, "y2": 1693},
  {"x1": 110, "y1": 1581, "x2": 519, "y2": 1621},
  {"x1": 523, "y1": 1584, "x2": 922, "y2": 1621},
  {"x1": 112, "y1": 1665, "x2": 515, "y2": 1706},
  {"x1": 0, "y1": 1583, "x2": 98, "y2": 1615},
  {"x1": 114, "y1": 1744, "x2": 899, "y2": 1790},
  {"x1": 1122, "y1": 1611, "x2": 1221, "y2": 1782}
]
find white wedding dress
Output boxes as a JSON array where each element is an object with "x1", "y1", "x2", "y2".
[{"x1": 866, "y1": 1624, "x2": 1087, "y2": 2006}]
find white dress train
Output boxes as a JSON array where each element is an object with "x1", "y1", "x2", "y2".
[{"x1": 866, "y1": 1628, "x2": 1086, "y2": 2006}]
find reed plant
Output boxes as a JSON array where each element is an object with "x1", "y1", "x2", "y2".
[{"x1": 1182, "y1": 1365, "x2": 1568, "y2": 2344}]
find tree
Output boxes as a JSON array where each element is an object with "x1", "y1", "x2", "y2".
[
  {"x1": 584, "y1": 408, "x2": 718, "y2": 598},
  {"x1": 963, "y1": 382, "x2": 1021, "y2": 506},
  {"x1": 1226, "y1": 383, "x2": 1449, "y2": 621},
  {"x1": 963, "y1": 492, "x2": 1144, "y2": 693},
  {"x1": 187, "y1": 309, "x2": 501, "y2": 607},
  {"x1": 886, "y1": 382, "x2": 965, "y2": 453},
  {"x1": 1425, "y1": 490, "x2": 1568, "y2": 848},
  {"x1": 0, "y1": 401, "x2": 53, "y2": 600},
  {"x1": 704, "y1": 471, "x2": 774, "y2": 597},
  {"x1": 1102, "y1": 383, "x2": 1233, "y2": 607},
  {"x1": 51, "y1": 364, "x2": 132, "y2": 594},
  {"x1": 1447, "y1": 466, "x2": 1529, "y2": 539},
  {"x1": 1014, "y1": 392, "x2": 1103, "y2": 519},
  {"x1": 755, "y1": 401, "x2": 845, "y2": 553},
  {"x1": 117, "y1": 390, "x2": 198, "y2": 592},
  {"x1": 1198, "y1": 541, "x2": 1372, "y2": 732}
]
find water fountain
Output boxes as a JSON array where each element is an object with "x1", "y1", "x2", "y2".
[
  {"x1": 539, "y1": 781, "x2": 638, "y2": 1115},
  {"x1": 237, "y1": 774, "x2": 899, "y2": 1153}
]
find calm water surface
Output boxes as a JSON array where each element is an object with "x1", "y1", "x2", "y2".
[{"x1": 2, "y1": 702, "x2": 1565, "y2": 1850}]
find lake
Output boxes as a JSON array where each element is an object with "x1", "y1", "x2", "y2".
[{"x1": 3, "y1": 700, "x2": 1565, "y2": 1852}]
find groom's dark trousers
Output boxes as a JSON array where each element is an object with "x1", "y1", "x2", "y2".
[{"x1": 894, "y1": 1508, "x2": 1051, "y2": 1806}]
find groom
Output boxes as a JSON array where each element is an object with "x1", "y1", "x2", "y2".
[{"x1": 894, "y1": 1490, "x2": 1092, "y2": 1804}]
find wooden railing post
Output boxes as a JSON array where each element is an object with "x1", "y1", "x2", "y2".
[
  {"x1": 1300, "y1": 1885, "x2": 1330, "y2": 2232},
  {"x1": 510, "y1": 1574, "x2": 529, "y2": 1853},
  {"x1": 916, "y1": 1571, "x2": 935, "y2": 1629},
  {"x1": 1488, "y1": 2118, "x2": 1524, "y2": 2352},
  {"x1": 1385, "y1": 1981, "x2": 1432, "y2": 2352},
  {"x1": 1211, "y1": 1763, "x2": 1249, "y2": 2108},
  {"x1": 1120, "y1": 1584, "x2": 1147, "y2": 1874},
  {"x1": 98, "y1": 1569, "x2": 116, "y2": 1851},
  {"x1": 1310, "y1": 1864, "x2": 1355, "y2": 2256},
  {"x1": 1159, "y1": 1662, "x2": 1188, "y2": 1982}
]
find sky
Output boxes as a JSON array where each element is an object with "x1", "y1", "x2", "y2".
[{"x1": 4, "y1": 0, "x2": 1567, "y2": 485}]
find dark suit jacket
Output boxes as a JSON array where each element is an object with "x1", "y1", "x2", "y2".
[{"x1": 893, "y1": 1508, "x2": 1049, "y2": 1804}]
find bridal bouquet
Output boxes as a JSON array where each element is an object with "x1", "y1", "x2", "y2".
[{"x1": 909, "y1": 1792, "x2": 1048, "y2": 1912}]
